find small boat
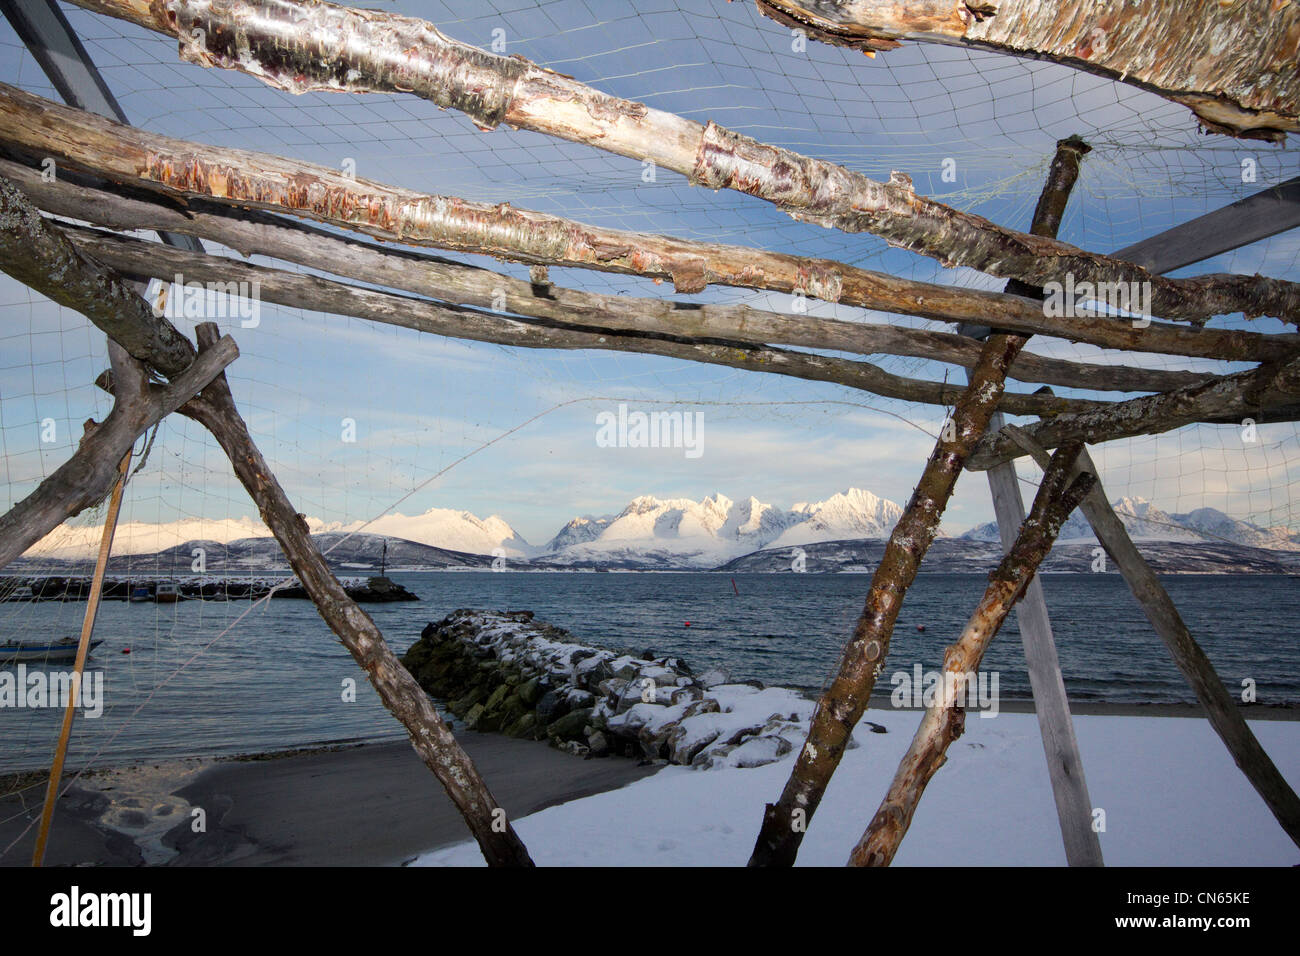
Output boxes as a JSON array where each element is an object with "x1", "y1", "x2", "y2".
[
  {"x1": 154, "y1": 582, "x2": 181, "y2": 603},
  {"x1": 0, "y1": 637, "x2": 103, "y2": 663},
  {"x1": 129, "y1": 585, "x2": 151, "y2": 603}
]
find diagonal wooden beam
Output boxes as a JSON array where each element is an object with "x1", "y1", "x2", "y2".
[
  {"x1": 1003, "y1": 428, "x2": 1300, "y2": 851},
  {"x1": 961, "y1": 134, "x2": 1103, "y2": 868},
  {"x1": 850, "y1": 442, "x2": 1096, "y2": 866},
  {"x1": 1113, "y1": 177, "x2": 1300, "y2": 277}
]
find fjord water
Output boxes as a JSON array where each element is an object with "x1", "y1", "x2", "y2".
[{"x1": 1, "y1": 572, "x2": 1296, "y2": 773}]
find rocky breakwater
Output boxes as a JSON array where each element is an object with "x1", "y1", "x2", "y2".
[{"x1": 400, "y1": 609, "x2": 865, "y2": 770}]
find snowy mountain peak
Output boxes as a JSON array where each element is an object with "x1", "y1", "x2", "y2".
[
  {"x1": 541, "y1": 488, "x2": 908, "y2": 568},
  {"x1": 961, "y1": 499, "x2": 1300, "y2": 553}
]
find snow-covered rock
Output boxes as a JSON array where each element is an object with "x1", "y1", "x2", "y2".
[{"x1": 400, "y1": 610, "x2": 853, "y2": 771}]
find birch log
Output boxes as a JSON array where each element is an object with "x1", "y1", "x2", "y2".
[
  {"x1": 66, "y1": 221, "x2": 1104, "y2": 417},
  {"x1": 52, "y1": 2, "x2": 1300, "y2": 323},
  {"x1": 3, "y1": 88, "x2": 1297, "y2": 357},
  {"x1": 4, "y1": 159, "x2": 1222, "y2": 394},
  {"x1": 966, "y1": 356, "x2": 1300, "y2": 470},
  {"x1": 849, "y1": 442, "x2": 1096, "y2": 866},
  {"x1": 174, "y1": 324, "x2": 533, "y2": 866},
  {"x1": 755, "y1": 1, "x2": 1300, "y2": 143},
  {"x1": 747, "y1": 330, "x2": 1029, "y2": 866}
]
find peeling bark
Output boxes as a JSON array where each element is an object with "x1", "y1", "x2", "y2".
[
  {"x1": 60, "y1": 1, "x2": 1300, "y2": 322},
  {"x1": 172, "y1": 323, "x2": 533, "y2": 866},
  {"x1": 966, "y1": 355, "x2": 1300, "y2": 470},
  {"x1": 1, "y1": 158, "x2": 1238, "y2": 393},
  {"x1": 3, "y1": 87, "x2": 1296, "y2": 358},
  {"x1": 849, "y1": 441, "x2": 1094, "y2": 867},
  {"x1": 756, "y1": 1, "x2": 1300, "y2": 142},
  {"x1": 66, "y1": 221, "x2": 1105, "y2": 417}
]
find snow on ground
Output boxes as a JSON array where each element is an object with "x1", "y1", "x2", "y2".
[{"x1": 413, "y1": 710, "x2": 1300, "y2": 866}]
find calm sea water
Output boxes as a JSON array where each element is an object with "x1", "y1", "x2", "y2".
[{"x1": 0, "y1": 571, "x2": 1296, "y2": 773}]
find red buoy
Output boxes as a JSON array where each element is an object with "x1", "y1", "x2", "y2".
[
  {"x1": 684, "y1": 621, "x2": 691, "y2": 627},
  {"x1": 122, "y1": 647, "x2": 131, "y2": 654},
  {"x1": 916, "y1": 625, "x2": 926, "y2": 633}
]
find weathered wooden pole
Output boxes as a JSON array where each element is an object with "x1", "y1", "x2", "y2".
[
  {"x1": 63, "y1": 218, "x2": 1103, "y2": 419},
  {"x1": 850, "y1": 442, "x2": 1096, "y2": 866},
  {"x1": 1002, "y1": 426, "x2": 1300, "y2": 850},
  {"x1": 748, "y1": 326, "x2": 1031, "y2": 866},
  {"x1": 63, "y1": 0, "x2": 1300, "y2": 321},
  {"x1": 0, "y1": 177, "x2": 237, "y2": 571},
  {"x1": 966, "y1": 356, "x2": 1300, "y2": 470},
  {"x1": 6, "y1": 164, "x2": 1213, "y2": 397},
  {"x1": 980, "y1": 441, "x2": 1104, "y2": 867},
  {"x1": 0, "y1": 172, "x2": 533, "y2": 865},
  {"x1": 176, "y1": 323, "x2": 534, "y2": 866},
  {"x1": 962, "y1": 135, "x2": 1103, "y2": 867},
  {"x1": 4, "y1": 85, "x2": 1298, "y2": 335}
]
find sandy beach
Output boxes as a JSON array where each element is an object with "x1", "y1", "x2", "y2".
[{"x1": 1, "y1": 733, "x2": 658, "y2": 867}]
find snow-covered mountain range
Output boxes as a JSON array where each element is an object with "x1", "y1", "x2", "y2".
[
  {"x1": 961, "y1": 495, "x2": 1300, "y2": 552},
  {"x1": 25, "y1": 489, "x2": 1298, "y2": 570},
  {"x1": 538, "y1": 489, "x2": 904, "y2": 568}
]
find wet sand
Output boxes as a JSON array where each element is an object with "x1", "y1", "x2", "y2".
[{"x1": 0, "y1": 734, "x2": 658, "y2": 867}]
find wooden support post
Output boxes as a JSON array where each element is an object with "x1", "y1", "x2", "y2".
[
  {"x1": 1002, "y1": 427, "x2": 1300, "y2": 850},
  {"x1": 747, "y1": 327, "x2": 1030, "y2": 867},
  {"x1": 962, "y1": 134, "x2": 1103, "y2": 867},
  {"x1": 177, "y1": 324, "x2": 534, "y2": 867},
  {"x1": 0, "y1": 337, "x2": 238, "y2": 572},
  {"x1": 979, "y1": 416, "x2": 1104, "y2": 867},
  {"x1": 850, "y1": 443, "x2": 1096, "y2": 866}
]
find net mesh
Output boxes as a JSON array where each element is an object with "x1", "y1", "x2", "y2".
[{"x1": 0, "y1": 0, "x2": 1298, "y2": 832}]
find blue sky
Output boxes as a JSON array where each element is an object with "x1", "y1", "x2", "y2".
[{"x1": 1, "y1": 0, "x2": 1298, "y2": 545}]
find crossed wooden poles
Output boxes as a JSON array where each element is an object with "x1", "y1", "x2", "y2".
[{"x1": 1, "y1": 0, "x2": 1297, "y2": 866}]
